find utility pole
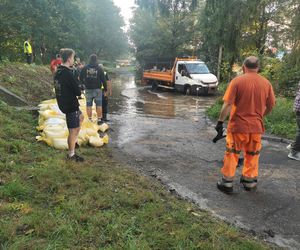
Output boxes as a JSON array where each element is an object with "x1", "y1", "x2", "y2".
[{"x1": 217, "y1": 45, "x2": 223, "y2": 82}]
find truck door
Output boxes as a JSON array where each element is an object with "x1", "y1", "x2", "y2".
[{"x1": 175, "y1": 63, "x2": 188, "y2": 92}]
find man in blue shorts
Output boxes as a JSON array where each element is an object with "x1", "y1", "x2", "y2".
[
  {"x1": 99, "y1": 64, "x2": 112, "y2": 122},
  {"x1": 54, "y1": 48, "x2": 84, "y2": 162},
  {"x1": 80, "y1": 54, "x2": 107, "y2": 125}
]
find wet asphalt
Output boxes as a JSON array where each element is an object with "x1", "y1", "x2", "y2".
[{"x1": 107, "y1": 72, "x2": 300, "y2": 249}]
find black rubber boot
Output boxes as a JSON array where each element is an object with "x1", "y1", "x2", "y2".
[
  {"x1": 217, "y1": 178, "x2": 233, "y2": 194},
  {"x1": 240, "y1": 176, "x2": 257, "y2": 191}
]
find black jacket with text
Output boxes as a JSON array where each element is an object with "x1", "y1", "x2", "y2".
[
  {"x1": 80, "y1": 64, "x2": 107, "y2": 91},
  {"x1": 54, "y1": 65, "x2": 81, "y2": 114}
]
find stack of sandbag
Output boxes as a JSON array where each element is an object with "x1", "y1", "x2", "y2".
[{"x1": 36, "y1": 98, "x2": 109, "y2": 149}]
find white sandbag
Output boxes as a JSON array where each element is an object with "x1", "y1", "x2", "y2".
[
  {"x1": 98, "y1": 123, "x2": 109, "y2": 132},
  {"x1": 51, "y1": 137, "x2": 68, "y2": 150},
  {"x1": 44, "y1": 118, "x2": 66, "y2": 126},
  {"x1": 89, "y1": 135, "x2": 104, "y2": 147}
]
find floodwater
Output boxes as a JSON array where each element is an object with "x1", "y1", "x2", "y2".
[{"x1": 109, "y1": 73, "x2": 216, "y2": 119}]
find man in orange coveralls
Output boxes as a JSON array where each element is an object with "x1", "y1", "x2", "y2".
[{"x1": 215, "y1": 56, "x2": 276, "y2": 193}]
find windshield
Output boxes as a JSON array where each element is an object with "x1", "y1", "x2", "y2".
[{"x1": 185, "y1": 63, "x2": 210, "y2": 74}]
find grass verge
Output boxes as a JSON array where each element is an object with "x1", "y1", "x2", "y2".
[
  {"x1": 0, "y1": 101, "x2": 271, "y2": 249},
  {"x1": 0, "y1": 62, "x2": 54, "y2": 106}
]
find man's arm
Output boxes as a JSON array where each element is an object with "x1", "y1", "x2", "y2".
[
  {"x1": 108, "y1": 80, "x2": 112, "y2": 96},
  {"x1": 99, "y1": 68, "x2": 107, "y2": 91},
  {"x1": 218, "y1": 102, "x2": 232, "y2": 122},
  {"x1": 106, "y1": 73, "x2": 112, "y2": 96},
  {"x1": 264, "y1": 85, "x2": 276, "y2": 116},
  {"x1": 68, "y1": 72, "x2": 81, "y2": 96},
  {"x1": 79, "y1": 67, "x2": 86, "y2": 84}
]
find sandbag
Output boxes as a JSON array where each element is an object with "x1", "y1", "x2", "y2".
[
  {"x1": 89, "y1": 135, "x2": 104, "y2": 147},
  {"x1": 36, "y1": 98, "x2": 110, "y2": 150},
  {"x1": 98, "y1": 123, "x2": 109, "y2": 132}
]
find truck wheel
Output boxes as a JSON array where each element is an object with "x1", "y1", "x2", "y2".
[
  {"x1": 184, "y1": 86, "x2": 191, "y2": 95},
  {"x1": 152, "y1": 81, "x2": 158, "y2": 91}
]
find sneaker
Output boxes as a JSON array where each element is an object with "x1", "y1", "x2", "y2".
[
  {"x1": 240, "y1": 176, "x2": 257, "y2": 191},
  {"x1": 286, "y1": 143, "x2": 293, "y2": 150},
  {"x1": 97, "y1": 120, "x2": 104, "y2": 125},
  {"x1": 288, "y1": 151, "x2": 300, "y2": 161},
  {"x1": 67, "y1": 154, "x2": 84, "y2": 162},
  {"x1": 217, "y1": 178, "x2": 233, "y2": 194}
]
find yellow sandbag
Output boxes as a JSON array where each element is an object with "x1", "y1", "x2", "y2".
[
  {"x1": 51, "y1": 137, "x2": 68, "y2": 150},
  {"x1": 37, "y1": 97, "x2": 110, "y2": 150},
  {"x1": 82, "y1": 120, "x2": 99, "y2": 135},
  {"x1": 43, "y1": 128, "x2": 68, "y2": 138},
  {"x1": 39, "y1": 110, "x2": 65, "y2": 119},
  {"x1": 78, "y1": 129, "x2": 88, "y2": 140},
  {"x1": 36, "y1": 135, "x2": 52, "y2": 147},
  {"x1": 89, "y1": 135, "x2": 104, "y2": 147},
  {"x1": 98, "y1": 123, "x2": 109, "y2": 132},
  {"x1": 102, "y1": 134, "x2": 109, "y2": 144},
  {"x1": 77, "y1": 137, "x2": 88, "y2": 146},
  {"x1": 44, "y1": 118, "x2": 66, "y2": 126}
]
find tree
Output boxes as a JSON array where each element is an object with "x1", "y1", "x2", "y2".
[
  {"x1": 0, "y1": 0, "x2": 128, "y2": 62},
  {"x1": 130, "y1": 0, "x2": 201, "y2": 65}
]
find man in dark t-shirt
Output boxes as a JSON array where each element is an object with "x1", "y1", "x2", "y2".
[
  {"x1": 54, "y1": 48, "x2": 84, "y2": 162},
  {"x1": 99, "y1": 64, "x2": 112, "y2": 122},
  {"x1": 80, "y1": 54, "x2": 107, "y2": 125}
]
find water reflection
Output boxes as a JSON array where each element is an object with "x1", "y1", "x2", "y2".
[{"x1": 109, "y1": 74, "x2": 216, "y2": 119}]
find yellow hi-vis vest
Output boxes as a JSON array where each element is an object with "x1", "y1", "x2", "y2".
[{"x1": 24, "y1": 40, "x2": 32, "y2": 54}]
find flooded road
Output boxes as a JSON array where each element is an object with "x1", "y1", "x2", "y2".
[
  {"x1": 109, "y1": 73, "x2": 216, "y2": 119},
  {"x1": 108, "y1": 72, "x2": 300, "y2": 249}
]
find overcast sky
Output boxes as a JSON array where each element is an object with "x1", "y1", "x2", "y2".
[{"x1": 113, "y1": 0, "x2": 136, "y2": 28}]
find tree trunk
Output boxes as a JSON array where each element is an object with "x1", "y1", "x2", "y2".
[{"x1": 217, "y1": 45, "x2": 223, "y2": 82}]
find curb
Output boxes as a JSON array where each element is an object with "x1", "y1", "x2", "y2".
[
  {"x1": 0, "y1": 85, "x2": 28, "y2": 106},
  {"x1": 262, "y1": 135, "x2": 293, "y2": 145}
]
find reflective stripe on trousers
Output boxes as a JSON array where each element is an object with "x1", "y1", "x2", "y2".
[{"x1": 221, "y1": 133, "x2": 262, "y2": 179}]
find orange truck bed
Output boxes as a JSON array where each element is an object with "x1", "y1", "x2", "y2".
[{"x1": 143, "y1": 70, "x2": 174, "y2": 83}]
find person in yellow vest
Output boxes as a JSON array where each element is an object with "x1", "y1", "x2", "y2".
[{"x1": 24, "y1": 37, "x2": 33, "y2": 64}]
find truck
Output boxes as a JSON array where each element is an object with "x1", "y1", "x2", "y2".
[{"x1": 142, "y1": 57, "x2": 218, "y2": 95}]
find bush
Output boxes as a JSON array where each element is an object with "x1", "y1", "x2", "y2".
[{"x1": 264, "y1": 98, "x2": 297, "y2": 139}]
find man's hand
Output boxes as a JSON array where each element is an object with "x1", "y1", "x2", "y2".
[
  {"x1": 213, "y1": 121, "x2": 225, "y2": 143},
  {"x1": 215, "y1": 121, "x2": 223, "y2": 133}
]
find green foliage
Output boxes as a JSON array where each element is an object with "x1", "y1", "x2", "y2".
[
  {"x1": 130, "y1": 0, "x2": 201, "y2": 65},
  {"x1": 131, "y1": 0, "x2": 300, "y2": 92},
  {"x1": 0, "y1": 0, "x2": 128, "y2": 63},
  {"x1": 264, "y1": 98, "x2": 297, "y2": 139},
  {"x1": 84, "y1": 0, "x2": 128, "y2": 60},
  {"x1": 206, "y1": 97, "x2": 223, "y2": 119}
]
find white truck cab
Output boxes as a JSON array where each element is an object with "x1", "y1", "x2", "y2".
[{"x1": 175, "y1": 60, "x2": 218, "y2": 95}]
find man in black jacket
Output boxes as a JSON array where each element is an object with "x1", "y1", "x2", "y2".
[
  {"x1": 99, "y1": 64, "x2": 112, "y2": 122},
  {"x1": 80, "y1": 54, "x2": 107, "y2": 125},
  {"x1": 54, "y1": 48, "x2": 84, "y2": 162}
]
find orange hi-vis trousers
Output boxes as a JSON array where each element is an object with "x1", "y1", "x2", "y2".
[{"x1": 221, "y1": 133, "x2": 262, "y2": 180}]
